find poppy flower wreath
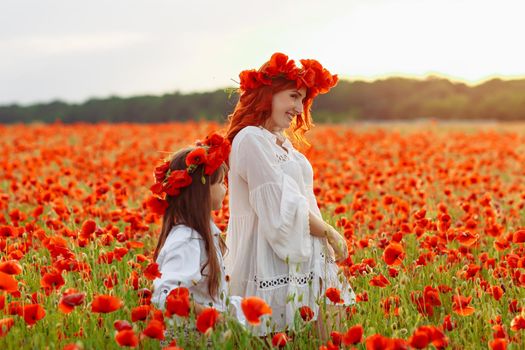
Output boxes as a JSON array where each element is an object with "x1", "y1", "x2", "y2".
[
  {"x1": 238, "y1": 52, "x2": 339, "y2": 98},
  {"x1": 149, "y1": 132, "x2": 231, "y2": 202}
]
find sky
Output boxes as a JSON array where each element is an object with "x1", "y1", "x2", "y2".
[{"x1": 1, "y1": 0, "x2": 524, "y2": 105}]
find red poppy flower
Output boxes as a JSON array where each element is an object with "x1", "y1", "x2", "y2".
[
  {"x1": 115, "y1": 329, "x2": 139, "y2": 347},
  {"x1": 325, "y1": 287, "x2": 344, "y2": 304},
  {"x1": 163, "y1": 170, "x2": 192, "y2": 196},
  {"x1": 185, "y1": 147, "x2": 207, "y2": 167},
  {"x1": 489, "y1": 338, "x2": 507, "y2": 350},
  {"x1": 0, "y1": 317, "x2": 14, "y2": 337},
  {"x1": 143, "y1": 262, "x2": 162, "y2": 281},
  {"x1": 408, "y1": 328, "x2": 430, "y2": 349},
  {"x1": 265, "y1": 52, "x2": 293, "y2": 75},
  {"x1": 0, "y1": 271, "x2": 18, "y2": 292},
  {"x1": 241, "y1": 296, "x2": 272, "y2": 325},
  {"x1": 142, "y1": 319, "x2": 165, "y2": 340},
  {"x1": 423, "y1": 286, "x2": 441, "y2": 306},
  {"x1": 382, "y1": 242, "x2": 405, "y2": 266},
  {"x1": 330, "y1": 331, "x2": 343, "y2": 346},
  {"x1": 490, "y1": 285, "x2": 504, "y2": 301},
  {"x1": 239, "y1": 70, "x2": 264, "y2": 91},
  {"x1": 365, "y1": 334, "x2": 390, "y2": 350},
  {"x1": 149, "y1": 182, "x2": 164, "y2": 195},
  {"x1": 154, "y1": 161, "x2": 171, "y2": 183},
  {"x1": 114, "y1": 320, "x2": 133, "y2": 331},
  {"x1": 81, "y1": 219, "x2": 97, "y2": 237},
  {"x1": 137, "y1": 288, "x2": 152, "y2": 302},
  {"x1": 299, "y1": 305, "x2": 314, "y2": 322},
  {"x1": 0, "y1": 260, "x2": 22, "y2": 275},
  {"x1": 165, "y1": 287, "x2": 190, "y2": 317},
  {"x1": 204, "y1": 132, "x2": 225, "y2": 148},
  {"x1": 511, "y1": 315, "x2": 525, "y2": 331},
  {"x1": 63, "y1": 344, "x2": 83, "y2": 350},
  {"x1": 513, "y1": 229, "x2": 525, "y2": 243},
  {"x1": 91, "y1": 295, "x2": 123, "y2": 313},
  {"x1": 59, "y1": 291, "x2": 86, "y2": 314},
  {"x1": 7, "y1": 301, "x2": 22, "y2": 315},
  {"x1": 492, "y1": 324, "x2": 507, "y2": 339},
  {"x1": 272, "y1": 332, "x2": 288, "y2": 348},
  {"x1": 452, "y1": 294, "x2": 475, "y2": 316},
  {"x1": 456, "y1": 231, "x2": 479, "y2": 247},
  {"x1": 342, "y1": 324, "x2": 363, "y2": 345},
  {"x1": 442, "y1": 314, "x2": 456, "y2": 331},
  {"x1": 145, "y1": 196, "x2": 168, "y2": 215},
  {"x1": 369, "y1": 274, "x2": 390, "y2": 288},
  {"x1": 131, "y1": 305, "x2": 151, "y2": 322},
  {"x1": 41, "y1": 270, "x2": 65, "y2": 291},
  {"x1": 204, "y1": 142, "x2": 230, "y2": 176},
  {"x1": 196, "y1": 307, "x2": 220, "y2": 333},
  {"x1": 298, "y1": 68, "x2": 316, "y2": 90},
  {"x1": 388, "y1": 267, "x2": 400, "y2": 278},
  {"x1": 22, "y1": 303, "x2": 46, "y2": 326},
  {"x1": 104, "y1": 273, "x2": 118, "y2": 290}
]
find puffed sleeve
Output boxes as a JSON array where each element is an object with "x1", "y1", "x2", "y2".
[
  {"x1": 235, "y1": 132, "x2": 312, "y2": 263},
  {"x1": 152, "y1": 239, "x2": 202, "y2": 310}
]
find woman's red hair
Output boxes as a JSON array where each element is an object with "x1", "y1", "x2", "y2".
[{"x1": 225, "y1": 76, "x2": 315, "y2": 148}]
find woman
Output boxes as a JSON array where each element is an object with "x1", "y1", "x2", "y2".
[{"x1": 224, "y1": 53, "x2": 356, "y2": 337}]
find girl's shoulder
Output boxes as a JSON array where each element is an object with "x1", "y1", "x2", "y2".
[{"x1": 163, "y1": 224, "x2": 203, "y2": 247}]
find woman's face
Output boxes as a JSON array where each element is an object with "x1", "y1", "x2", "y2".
[
  {"x1": 266, "y1": 87, "x2": 307, "y2": 132},
  {"x1": 210, "y1": 174, "x2": 227, "y2": 211}
]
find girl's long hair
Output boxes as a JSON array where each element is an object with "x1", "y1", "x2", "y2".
[
  {"x1": 153, "y1": 148, "x2": 227, "y2": 300},
  {"x1": 226, "y1": 73, "x2": 315, "y2": 148}
]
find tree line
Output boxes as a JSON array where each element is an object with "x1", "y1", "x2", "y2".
[{"x1": 1, "y1": 77, "x2": 524, "y2": 123}]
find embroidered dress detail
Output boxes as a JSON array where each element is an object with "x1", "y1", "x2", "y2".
[
  {"x1": 275, "y1": 153, "x2": 289, "y2": 162},
  {"x1": 254, "y1": 271, "x2": 315, "y2": 290}
]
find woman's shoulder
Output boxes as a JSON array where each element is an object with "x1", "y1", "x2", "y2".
[
  {"x1": 232, "y1": 126, "x2": 268, "y2": 149},
  {"x1": 233, "y1": 125, "x2": 268, "y2": 142}
]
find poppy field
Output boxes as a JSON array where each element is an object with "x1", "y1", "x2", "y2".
[{"x1": 1, "y1": 121, "x2": 525, "y2": 349}]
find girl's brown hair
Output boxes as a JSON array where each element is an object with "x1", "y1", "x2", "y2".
[{"x1": 153, "y1": 147, "x2": 227, "y2": 300}]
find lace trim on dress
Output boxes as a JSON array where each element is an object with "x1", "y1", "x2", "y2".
[{"x1": 254, "y1": 271, "x2": 315, "y2": 290}]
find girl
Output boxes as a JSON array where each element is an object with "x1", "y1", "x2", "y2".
[
  {"x1": 224, "y1": 53, "x2": 356, "y2": 337},
  {"x1": 150, "y1": 133, "x2": 245, "y2": 325}
]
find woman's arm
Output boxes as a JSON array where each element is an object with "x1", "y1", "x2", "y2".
[{"x1": 309, "y1": 211, "x2": 349, "y2": 262}]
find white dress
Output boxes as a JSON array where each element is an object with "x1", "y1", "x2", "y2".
[
  {"x1": 152, "y1": 221, "x2": 246, "y2": 325},
  {"x1": 225, "y1": 125, "x2": 355, "y2": 335}
]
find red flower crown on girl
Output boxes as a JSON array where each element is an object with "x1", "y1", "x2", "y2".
[
  {"x1": 150, "y1": 132, "x2": 231, "y2": 198},
  {"x1": 238, "y1": 52, "x2": 339, "y2": 97}
]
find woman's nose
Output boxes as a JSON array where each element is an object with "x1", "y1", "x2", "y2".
[{"x1": 295, "y1": 102, "x2": 304, "y2": 115}]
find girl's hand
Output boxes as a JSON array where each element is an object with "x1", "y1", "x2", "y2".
[{"x1": 326, "y1": 227, "x2": 349, "y2": 263}]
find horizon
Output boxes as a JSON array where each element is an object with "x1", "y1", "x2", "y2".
[
  {"x1": 4, "y1": 73, "x2": 525, "y2": 107},
  {"x1": 2, "y1": 0, "x2": 524, "y2": 105}
]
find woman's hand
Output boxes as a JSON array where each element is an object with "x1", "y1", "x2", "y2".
[
  {"x1": 308, "y1": 212, "x2": 349, "y2": 263},
  {"x1": 326, "y1": 227, "x2": 349, "y2": 263}
]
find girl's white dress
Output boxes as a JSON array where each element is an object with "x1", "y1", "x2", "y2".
[
  {"x1": 152, "y1": 221, "x2": 246, "y2": 325},
  {"x1": 225, "y1": 125, "x2": 355, "y2": 335}
]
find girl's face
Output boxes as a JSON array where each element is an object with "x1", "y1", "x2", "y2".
[
  {"x1": 266, "y1": 87, "x2": 307, "y2": 132},
  {"x1": 210, "y1": 174, "x2": 227, "y2": 211}
]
